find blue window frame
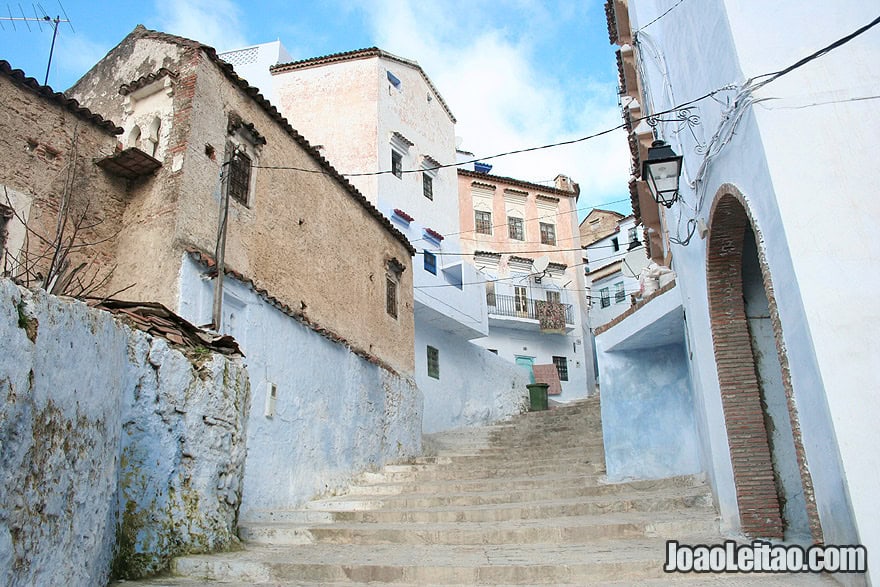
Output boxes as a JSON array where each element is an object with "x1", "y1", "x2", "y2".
[{"x1": 424, "y1": 250, "x2": 437, "y2": 274}]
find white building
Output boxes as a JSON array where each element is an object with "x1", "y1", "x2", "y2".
[
  {"x1": 262, "y1": 48, "x2": 529, "y2": 432},
  {"x1": 457, "y1": 167, "x2": 596, "y2": 400},
  {"x1": 219, "y1": 41, "x2": 292, "y2": 104},
  {"x1": 582, "y1": 213, "x2": 643, "y2": 329},
  {"x1": 599, "y1": 0, "x2": 879, "y2": 583}
]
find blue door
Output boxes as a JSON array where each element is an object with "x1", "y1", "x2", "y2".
[{"x1": 515, "y1": 356, "x2": 535, "y2": 383}]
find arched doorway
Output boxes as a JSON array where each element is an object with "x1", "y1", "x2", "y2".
[{"x1": 706, "y1": 186, "x2": 821, "y2": 542}]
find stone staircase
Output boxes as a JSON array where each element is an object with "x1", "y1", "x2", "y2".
[{"x1": 135, "y1": 397, "x2": 836, "y2": 586}]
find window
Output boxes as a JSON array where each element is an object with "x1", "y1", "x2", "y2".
[
  {"x1": 539, "y1": 222, "x2": 556, "y2": 245},
  {"x1": 423, "y1": 172, "x2": 433, "y2": 200},
  {"x1": 600, "y1": 287, "x2": 610, "y2": 308},
  {"x1": 486, "y1": 280, "x2": 496, "y2": 306},
  {"x1": 546, "y1": 290, "x2": 561, "y2": 304},
  {"x1": 386, "y1": 275, "x2": 398, "y2": 318},
  {"x1": 424, "y1": 250, "x2": 437, "y2": 274},
  {"x1": 628, "y1": 227, "x2": 638, "y2": 244},
  {"x1": 488, "y1": 349, "x2": 498, "y2": 355},
  {"x1": 391, "y1": 150, "x2": 403, "y2": 178},
  {"x1": 553, "y1": 356, "x2": 569, "y2": 381},
  {"x1": 228, "y1": 149, "x2": 252, "y2": 205},
  {"x1": 514, "y1": 286, "x2": 528, "y2": 315},
  {"x1": 475, "y1": 210, "x2": 492, "y2": 235},
  {"x1": 427, "y1": 346, "x2": 439, "y2": 379},
  {"x1": 611, "y1": 237, "x2": 620, "y2": 252},
  {"x1": 508, "y1": 216, "x2": 524, "y2": 240},
  {"x1": 615, "y1": 281, "x2": 626, "y2": 303}
]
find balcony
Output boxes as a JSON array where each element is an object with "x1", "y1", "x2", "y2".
[{"x1": 487, "y1": 294, "x2": 575, "y2": 332}]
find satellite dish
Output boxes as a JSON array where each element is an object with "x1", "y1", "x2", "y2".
[
  {"x1": 621, "y1": 247, "x2": 650, "y2": 278},
  {"x1": 533, "y1": 256, "x2": 550, "y2": 274}
]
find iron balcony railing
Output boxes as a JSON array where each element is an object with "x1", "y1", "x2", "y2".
[{"x1": 488, "y1": 294, "x2": 574, "y2": 324}]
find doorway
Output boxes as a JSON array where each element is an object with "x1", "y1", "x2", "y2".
[{"x1": 706, "y1": 188, "x2": 819, "y2": 542}]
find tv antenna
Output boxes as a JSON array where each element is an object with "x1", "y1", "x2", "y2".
[{"x1": 0, "y1": 2, "x2": 74, "y2": 86}]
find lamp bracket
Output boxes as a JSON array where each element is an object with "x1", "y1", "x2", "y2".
[{"x1": 645, "y1": 107, "x2": 707, "y2": 154}]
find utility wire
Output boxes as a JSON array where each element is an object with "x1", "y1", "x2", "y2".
[{"x1": 633, "y1": 0, "x2": 689, "y2": 33}]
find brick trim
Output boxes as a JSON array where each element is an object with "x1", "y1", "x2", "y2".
[{"x1": 707, "y1": 184, "x2": 822, "y2": 542}]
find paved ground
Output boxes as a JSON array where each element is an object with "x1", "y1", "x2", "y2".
[{"x1": 120, "y1": 398, "x2": 842, "y2": 586}]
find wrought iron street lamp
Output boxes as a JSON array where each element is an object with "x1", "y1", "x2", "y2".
[{"x1": 641, "y1": 140, "x2": 683, "y2": 208}]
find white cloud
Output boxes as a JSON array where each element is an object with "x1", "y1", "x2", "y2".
[
  {"x1": 359, "y1": 0, "x2": 631, "y2": 216},
  {"x1": 154, "y1": 0, "x2": 248, "y2": 51}
]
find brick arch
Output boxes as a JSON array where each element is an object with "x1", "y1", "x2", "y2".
[{"x1": 706, "y1": 184, "x2": 822, "y2": 541}]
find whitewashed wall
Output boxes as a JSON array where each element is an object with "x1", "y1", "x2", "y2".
[
  {"x1": 417, "y1": 321, "x2": 531, "y2": 434},
  {"x1": 0, "y1": 279, "x2": 249, "y2": 585},
  {"x1": 177, "y1": 256, "x2": 423, "y2": 520},
  {"x1": 629, "y1": 0, "x2": 873, "y2": 578}
]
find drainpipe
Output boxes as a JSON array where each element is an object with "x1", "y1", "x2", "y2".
[{"x1": 212, "y1": 159, "x2": 231, "y2": 330}]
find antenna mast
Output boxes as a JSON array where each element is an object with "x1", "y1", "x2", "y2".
[{"x1": 0, "y1": 2, "x2": 74, "y2": 86}]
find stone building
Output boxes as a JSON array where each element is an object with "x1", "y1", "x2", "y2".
[
  {"x1": 457, "y1": 168, "x2": 595, "y2": 399},
  {"x1": 600, "y1": 1, "x2": 878, "y2": 582},
  {"x1": 2, "y1": 25, "x2": 424, "y2": 525}
]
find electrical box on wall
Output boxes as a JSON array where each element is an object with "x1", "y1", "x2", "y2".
[{"x1": 265, "y1": 382, "x2": 277, "y2": 418}]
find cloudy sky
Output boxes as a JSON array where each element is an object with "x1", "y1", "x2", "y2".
[{"x1": 0, "y1": 0, "x2": 632, "y2": 219}]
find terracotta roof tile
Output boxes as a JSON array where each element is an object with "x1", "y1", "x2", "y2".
[
  {"x1": 129, "y1": 26, "x2": 415, "y2": 257},
  {"x1": 0, "y1": 60, "x2": 122, "y2": 135},
  {"x1": 270, "y1": 47, "x2": 456, "y2": 123},
  {"x1": 118, "y1": 67, "x2": 178, "y2": 96},
  {"x1": 459, "y1": 169, "x2": 577, "y2": 198}
]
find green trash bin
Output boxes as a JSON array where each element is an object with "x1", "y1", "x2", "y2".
[{"x1": 527, "y1": 383, "x2": 549, "y2": 412}]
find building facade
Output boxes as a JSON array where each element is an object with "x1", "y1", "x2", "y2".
[
  {"x1": 57, "y1": 26, "x2": 423, "y2": 519},
  {"x1": 582, "y1": 212, "x2": 644, "y2": 329},
  {"x1": 266, "y1": 48, "x2": 530, "y2": 432},
  {"x1": 457, "y1": 168, "x2": 595, "y2": 399},
  {"x1": 599, "y1": 1, "x2": 878, "y2": 583}
]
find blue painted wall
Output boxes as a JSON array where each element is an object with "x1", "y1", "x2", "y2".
[{"x1": 599, "y1": 343, "x2": 701, "y2": 482}]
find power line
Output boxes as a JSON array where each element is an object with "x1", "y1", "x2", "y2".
[{"x1": 633, "y1": 0, "x2": 689, "y2": 33}]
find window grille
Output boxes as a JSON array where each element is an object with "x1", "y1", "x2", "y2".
[
  {"x1": 228, "y1": 150, "x2": 252, "y2": 205},
  {"x1": 508, "y1": 216, "x2": 524, "y2": 240},
  {"x1": 539, "y1": 222, "x2": 556, "y2": 245},
  {"x1": 553, "y1": 356, "x2": 569, "y2": 381},
  {"x1": 475, "y1": 210, "x2": 492, "y2": 234}
]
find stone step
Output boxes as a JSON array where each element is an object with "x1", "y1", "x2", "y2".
[
  {"x1": 343, "y1": 471, "x2": 608, "y2": 497},
  {"x1": 238, "y1": 509, "x2": 720, "y2": 546},
  {"x1": 296, "y1": 475, "x2": 709, "y2": 512},
  {"x1": 356, "y1": 462, "x2": 605, "y2": 483},
  {"x1": 164, "y1": 537, "x2": 725, "y2": 584},
  {"x1": 239, "y1": 488, "x2": 713, "y2": 530}
]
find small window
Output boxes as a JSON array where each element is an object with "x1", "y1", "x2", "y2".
[
  {"x1": 228, "y1": 150, "x2": 252, "y2": 205},
  {"x1": 615, "y1": 281, "x2": 626, "y2": 303},
  {"x1": 628, "y1": 227, "x2": 638, "y2": 243},
  {"x1": 612, "y1": 237, "x2": 620, "y2": 252},
  {"x1": 427, "y1": 345, "x2": 439, "y2": 379},
  {"x1": 539, "y1": 222, "x2": 556, "y2": 245},
  {"x1": 424, "y1": 250, "x2": 437, "y2": 274},
  {"x1": 423, "y1": 173, "x2": 433, "y2": 200},
  {"x1": 386, "y1": 275, "x2": 398, "y2": 318},
  {"x1": 553, "y1": 356, "x2": 569, "y2": 381},
  {"x1": 600, "y1": 287, "x2": 610, "y2": 308},
  {"x1": 508, "y1": 216, "x2": 524, "y2": 240},
  {"x1": 488, "y1": 348, "x2": 498, "y2": 355},
  {"x1": 387, "y1": 70, "x2": 402, "y2": 89},
  {"x1": 392, "y1": 150, "x2": 403, "y2": 178},
  {"x1": 475, "y1": 210, "x2": 492, "y2": 235},
  {"x1": 546, "y1": 290, "x2": 561, "y2": 304}
]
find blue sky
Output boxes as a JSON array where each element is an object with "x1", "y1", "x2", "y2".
[{"x1": 0, "y1": 0, "x2": 632, "y2": 219}]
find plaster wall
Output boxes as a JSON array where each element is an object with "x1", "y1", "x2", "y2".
[
  {"x1": 417, "y1": 321, "x2": 530, "y2": 434},
  {"x1": 580, "y1": 209, "x2": 624, "y2": 245},
  {"x1": 218, "y1": 41, "x2": 292, "y2": 104},
  {"x1": 178, "y1": 257, "x2": 423, "y2": 519},
  {"x1": 628, "y1": 0, "x2": 864, "y2": 569},
  {"x1": 69, "y1": 31, "x2": 416, "y2": 376},
  {"x1": 724, "y1": 1, "x2": 880, "y2": 570},
  {"x1": 470, "y1": 326, "x2": 591, "y2": 402},
  {"x1": 0, "y1": 280, "x2": 249, "y2": 584},
  {"x1": 272, "y1": 57, "x2": 381, "y2": 203},
  {"x1": 598, "y1": 342, "x2": 701, "y2": 481},
  {"x1": 0, "y1": 72, "x2": 127, "y2": 293}
]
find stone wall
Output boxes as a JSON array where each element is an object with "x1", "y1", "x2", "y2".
[{"x1": 0, "y1": 280, "x2": 250, "y2": 584}]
